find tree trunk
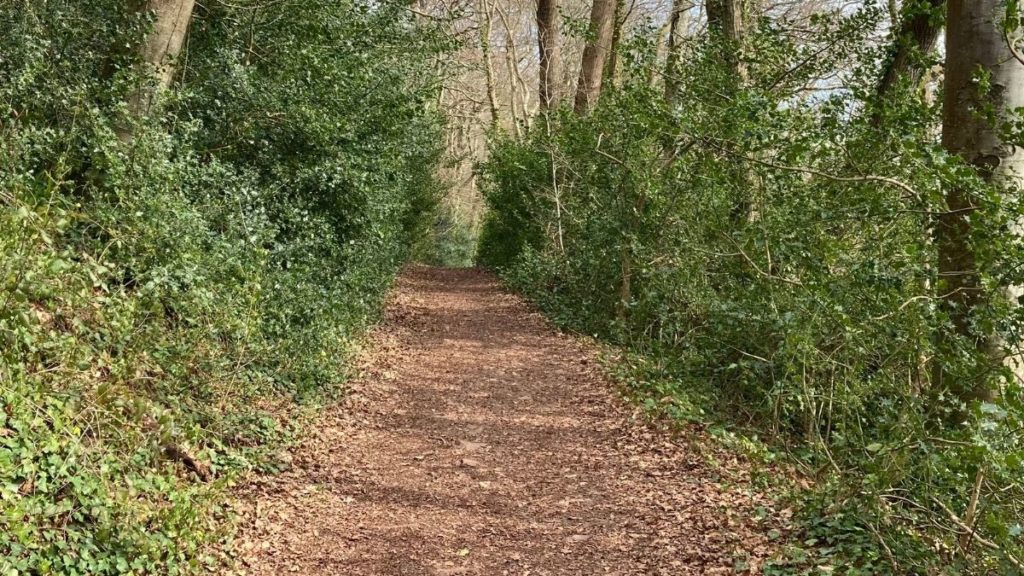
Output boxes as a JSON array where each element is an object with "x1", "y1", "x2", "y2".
[
  {"x1": 603, "y1": 0, "x2": 627, "y2": 88},
  {"x1": 506, "y1": 44, "x2": 523, "y2": 138},
  {"x1": 573, "y1": 0, "x2": 617, "y2": 114},
  {"x1": 936, "y1": 0, "x2": 1024, "y2": 404},
  {"x1": 664, "y1": 0, "x2": 694, "y2": 103},
  {"x1": 649, "y1": 21, "x2": 670, "y2": 88},
  {"x1": 537, "y1": 0, "x2": 562, "y2": 110},
  {"x1": 873, "y1": 0, "x2": 944, "y2": 120},
  {"x1": 128, "y1": 0, "x2": 197, "y2": 120},
  {"x1": 496, "y1": 4, "x2": 532, "y2": 134},
  {"x1": 479, "y1": 0, "x2": 501, "y2": 128},
  {"x1": 707, "y1": 0, "x2": 752, "y2": 222},
  {"x1": 705, "y1": 0, "x2": 746, "y2": 83}
]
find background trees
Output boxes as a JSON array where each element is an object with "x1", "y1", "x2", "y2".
[
  {"x1": 537, "y1": 0, "x2": 564, "y2": 109},
  {"x1": 126, "y1": 0, "x2": 197, "y2": 120},
  {"x1": 574, "y1": 0, "x2": 618, "y2": 113}
]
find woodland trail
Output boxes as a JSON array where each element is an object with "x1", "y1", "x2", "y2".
[{"x1": 235, "y1": 266, "x2": 780, "y2": 575}]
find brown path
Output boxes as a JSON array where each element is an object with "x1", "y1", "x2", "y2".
[{"x1": 235, "y1": 266, "x2": 779, "y2": 575}]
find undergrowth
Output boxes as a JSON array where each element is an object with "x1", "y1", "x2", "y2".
[
  {"x1": 478, "y1": 8, "x2": 1024, "y2": 574},
  {"x1": 0, "y1": 1, "x2": 447, "y2": 573}
]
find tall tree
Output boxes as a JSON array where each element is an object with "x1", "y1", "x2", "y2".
[
  {"x1": 664, "y1": 0, "x2": 694, "y2": 103},
  {"x1": 574, "y1": 0, "x2": 617, "y2": 114},
  {"x1": 936, "y1": 0, "x2": 1024, "y2": 403},
  {"x1": 479, "y1": 0, "x2": 501, "y2": 128},
  {"x1": 705, "y1": 0, "x2": 747, "y2": 83},
  {"x1": 603, "y1": 0, "x2": 627, "y2": 88},
  {"x1": 537, "y1": 0, "x2": 562, "y2": 111},
  {"x1": 873, "y1": 0, "x2": 944, "y2": 119},
  {"x1": 706, "y1": 0, "x2": 753, "y2": 222},
  {"x1": 497, "y1": 4, "x2": 529, "y2": 136},
  {"x1": 129, "y1": 0, "x2": 197, "y2": 119}
]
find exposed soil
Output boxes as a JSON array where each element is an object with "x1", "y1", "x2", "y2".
[{"x1": 233, "y1": 265, "x2": 781, "y2": 575}]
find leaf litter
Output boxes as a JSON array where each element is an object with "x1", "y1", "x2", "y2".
[{"x1": 232, "y1": 265, "x2": 785, "y2": 575}]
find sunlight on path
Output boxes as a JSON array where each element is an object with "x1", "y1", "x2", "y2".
[{"x1": 233, "y1": 266, "x2": 779, "y2": 575}]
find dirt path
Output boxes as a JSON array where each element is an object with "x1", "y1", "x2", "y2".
[{"x1": 234, "y1": 266, "x2": 780, "y2": 575}]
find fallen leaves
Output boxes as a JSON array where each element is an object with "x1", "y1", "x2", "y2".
[{"x1": 230, "y1": 266, "x2": 782, "y2": 575}]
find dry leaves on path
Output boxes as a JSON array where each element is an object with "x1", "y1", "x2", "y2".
[{"x1": 231, "y1": 265, "x2": 783, "y2": 575}]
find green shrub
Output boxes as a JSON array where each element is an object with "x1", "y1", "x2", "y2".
[
  {"x1": 0, "y1": 0, "x2": 447, "y2": 572},
  {"x1": 479, "y1": 12, "x2": 1024, "y2": 574}
]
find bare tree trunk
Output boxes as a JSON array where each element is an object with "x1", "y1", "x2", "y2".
[
  {"x1": 937, "y1": 0, "x2": 1024, "y2": 404},
  {"x1": 723, "y1": 0, "x2": 747, "y2": 83},
  {"x1": 649, "y1": 21, "x2": 670, "y2": 88},
  {"x1": 574, "y1": 0, "x2": 617, "y2": 114},
  {"x1": 479, "y1": 0, "x2": 501, "y2": 128},
  {"x1": 496, "y1": 5, "x2": 531, "y2": 135},
  {"x1": 506, "y1": 47, "x2": 523, "y2": 138},
  {"x1": 128, "y1": 0, "x2": 197, "y2": 120},
  {"x1": 873, "y1": 0, "x2": 944, "y2": 120},
  {"x1": 537, "y1": 0, "x2": 562, "y2": 110},
  {"x1": 664, "y1": 0, "x2": 694, "y2": 103}
]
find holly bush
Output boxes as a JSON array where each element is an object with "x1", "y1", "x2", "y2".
[
  {"x1": 0, "y1": 0, "x2": 447, "y2": 573},
  {"x1": 479, "y1": 8, "x2": 1024, "y2": 574}
]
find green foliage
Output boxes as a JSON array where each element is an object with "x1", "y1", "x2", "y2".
[
  {"x1": 474, "y1": 137, "x2": 551, "y2": 270},
  {"x1": 479, "y1": 9, "x2": 1024, "y2": 574},
  {"x1": 423, "y1": 202, "x2": 479, "y2": 267},
  {"x1": 0, "y1": 0, "x2": 446, "y2": 572}
]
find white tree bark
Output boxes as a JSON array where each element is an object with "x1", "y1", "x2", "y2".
[
  {"x1": 938, "y1": 0, "x2": 1024, "y2": 400},
  {"x1": 129, "y1": 0, "x2": 197, "y2": 119}
]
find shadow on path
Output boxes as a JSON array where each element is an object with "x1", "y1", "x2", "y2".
[{"x1": 235, "y1": 265, "x2": 780, "y2": 575}]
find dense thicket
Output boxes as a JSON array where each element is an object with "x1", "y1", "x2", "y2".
[
  {"x1": 0, "y1": 1, "x2": 445, "y2": 572},
  {"x1": 478, "y1": 4, "x2": 1024, "y2": 573}
]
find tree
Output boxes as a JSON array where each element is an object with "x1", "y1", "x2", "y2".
[
  {"x1": 496, "y1": 4, "x2": 531, "y2": 136},
  {"x1": 537, "y1": 0, "x2": 562, "y2": 110},
  {"x1": 129, "y1": 0, "x2": 197, "y2": 119},
  {"x1": 936, "y1": 0, "x2": 1024, "y2": 403},
  {"x1": 705, "y1": 0, "x2": 747, "y2": 83},
  {"x1": 603, "y1": 0, "x2": 628, "y2": 88},
  {"x1": 479, "y1": 0, "x2": 501, "y2": 128},
  {"x1": 664, "y1": 0, "x2": 694, "y2": 103},
  {"x1": 706, "y1": 0, "x2": 752, "y2": 222},
  {"x1": 574, "y1": 0, "x2": 617, "y2": 114},
  {"x1": 873, "y1": 0, "x2": 944, "y2": 120}
]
